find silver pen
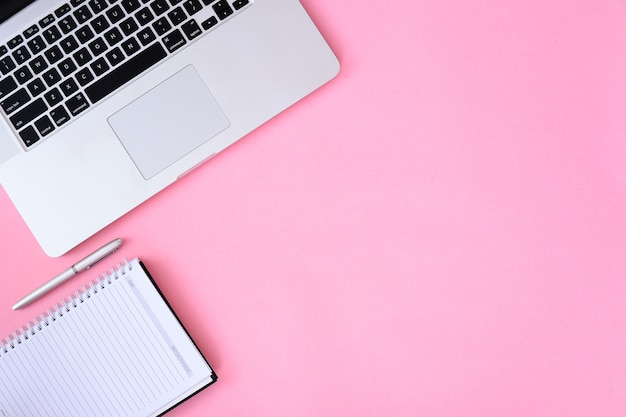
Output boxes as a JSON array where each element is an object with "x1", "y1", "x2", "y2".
[{"x1": 12, "y1": 238, "x2": 123, "y2": 310}]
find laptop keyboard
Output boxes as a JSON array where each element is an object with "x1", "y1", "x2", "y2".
[{"x1": 0, "y1": 0, "x2": 251, "y2": 148}]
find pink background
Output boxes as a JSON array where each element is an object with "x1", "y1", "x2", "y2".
[{"x1": 2, "y1": 0, "x2": 626, "y2": 415}]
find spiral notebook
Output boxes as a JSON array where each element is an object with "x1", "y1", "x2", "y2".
[{"x1": 0, "y1": 258, "x2": 217, "y2": 417}]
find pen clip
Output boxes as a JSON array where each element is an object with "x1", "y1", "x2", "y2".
[{"x1": 84, "y1": 246, "x2": 120, "y2": 270}]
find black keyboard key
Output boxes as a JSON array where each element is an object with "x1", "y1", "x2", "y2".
[
  {"x1": 14, "y1": 66, "x2": 33, "y2": 84},
  {"x1": 10, "y1": 98, "x2": 47, "y2": 129},
  {"x1": 60, "y1": 78, "x2": 79, "y2": 96},
  {"x1": 55, "y1": 4, "x2": 72, "y2": 18},
  {"x1": 120, "y1": 17, "x2": 139, "y2": 35},
  {"x1": 74, "y1": 5, "x2": 93, "y2": 24},
  {"x1": 152, "y1": 17, "x2": 171, "y2": 35},
  {"x1": 170, "y1": 0, "x2": 183, "y2": 4},
  {"x1": 89, "y1": 0, "x2": 109, "y2": 13},
  {"x1": 43, "y1": 26, "x2": 62, "y2": 44},
  {"x1": 90, "y1": 57, "x2": 109, "y2": 75},
  {"x1": 0, "y1": 46, "x2": 7, "y2": 56},
  {"x1": 8, "y1": 35, "x2": 23, "y2": 49},
  {"x1": 183, "y1": 0, "x2": 202, "y2": 16},
  {"x1": 212, "y1": 1, "x2": 232, "y2": 19},
  {"x1": 60, "y1": 35, "x2": 80, "y2": 54},
  {"x1": 71, "y1": 0, "x2": 86, "y2": 6},
  {"x1": 105, "y1": 47, "x2": 124, "y2": 66},
  {"x1": 105, "y1": 5, "x2": 125, "y2": 24},
  {"x1": 42, "y1": 68, "x2": 62, "y2": 86},
  {"x1": 59, "y1": 16, "x2": 78, "y2": 34},
  {"x1": 73, "y1": 47, "x2": 93, "y2": 66},
  {"x1": 0, "y1": 56, "x2": 16, "y2": 74},
  {"x1": 104, "y1": 27, "x2": 123, "y2": 46},
  {"x1": 137, "y1": 27, "x2": 156, "y2": 45},
  {"x1": 121, "y1": 37, "x2": 140, "y2": 56},
  {"x1": 201, "y1": 0, "x2": 217, "y2": 4},
  {"x1": 50, "y1": 105, "x2": 70, "y2": 126},
  {"x1": 151, "y1": 0, "x2": 170, "y2": 16},
  {"x1": 75, "y1": 67, "x2": 94, "y2": 86},
  {"x1": 58, "y1": 58, "x2": 77, "y2": 77},
  {"x1": 76, "y1": 25, "x2": 95, "y2": 43},
  {"x1": 44, "y1": 45, "x2": 64, "y2": 64},
  {"x1": 88, "y1": 37, "x2": 108, "y2": 56},
  {"x1": 29, "y1": 56, "x2": 48, "y2": 75},
  {"x1": 34, "y1": 115, "x2": 55, "y2": 136},
  {"x1": 201, "y1": 16, "x2": 217, "y2": 30},
  {"x1": 86, "y1": 42, "x2": 166, "y2": 103},
  {"x1": 23, "y1": 24, "x2": 39, "y2": 39},
  {"x1": 91, "y1": 15, "x2": 110, "y2": 33},
  {"x1": 1, "y1": 88, "x2": 30, "y2": 114},
  {"x1": 168, "y1": 7, "x2": 186, "y2": 25},
  {"x1": 44, "y1": 88, "x2": 64, "y2": 106},
  {"x1": 27, "y1": 78, "x2": 45, "y2": 97},
  {"x1": 39, "y1": 14, "x2": 55, "y2": 29},
  {"x1": 121, "y1": 0, "x2": 141, "y2": 13},
  {"x1": 135, "y1": 7, "x2": 154, "y2": 25},
  {"x1": 232, "y1": 0, "x2": 248, "y2": 10},
  {"x1": 27, "y1": 36, "x2": 46, "y2": 55},
  {"x1": 0, "y1": 76, "x2": 17, "y2": 99},
  {"x1": 162, "y1": 29, "x2": 186, "y2": 53},
  {"x1": 65, "y1": 92, "x2": 89, "y2": 116},
  {"x1": 12, "y1": 46, "x2": 31, "y2": 65},
  {"x1": 19, "y1": 125, "x2": 39, "y2": 147},
  {"x1": 181, "y1": 19, "x2": 201, "y2": 40}
]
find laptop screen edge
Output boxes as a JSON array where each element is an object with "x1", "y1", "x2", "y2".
[{"x1": 0, "y1": 0, "x2": 36, "y2": 25}]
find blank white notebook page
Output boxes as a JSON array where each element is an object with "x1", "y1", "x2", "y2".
[{"x1": 0, "y1": 258, "x2": 215, "y2": 417}]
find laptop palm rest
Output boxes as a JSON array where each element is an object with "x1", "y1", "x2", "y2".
[{"x1": 108, "y1": 65, "x2": 230, "y2": 179}]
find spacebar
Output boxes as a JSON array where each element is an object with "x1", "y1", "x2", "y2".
[{"x1": 85, "y1": 43, "x2": 168, "y2": 104}]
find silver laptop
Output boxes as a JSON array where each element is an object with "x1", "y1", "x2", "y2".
[{"x1": 0, "y1": 0, "x2": 339, "y2": 256}]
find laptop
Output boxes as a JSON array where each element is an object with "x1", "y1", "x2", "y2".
[{"x1": 0, "y1": 0, "x2": 339, "y2": 256}]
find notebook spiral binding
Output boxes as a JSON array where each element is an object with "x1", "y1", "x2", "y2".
[{"x1": 0, "y1": 258, "x2": 132, "y2": 356}]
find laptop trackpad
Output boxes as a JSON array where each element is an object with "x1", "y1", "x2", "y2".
[{"x1": 108, "y1": 66, "x2": 230, "y2": 179}]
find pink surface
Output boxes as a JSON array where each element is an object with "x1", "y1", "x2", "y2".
[{"x1": 2, "y1": 0, "x2": 626, "y2": 415}]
